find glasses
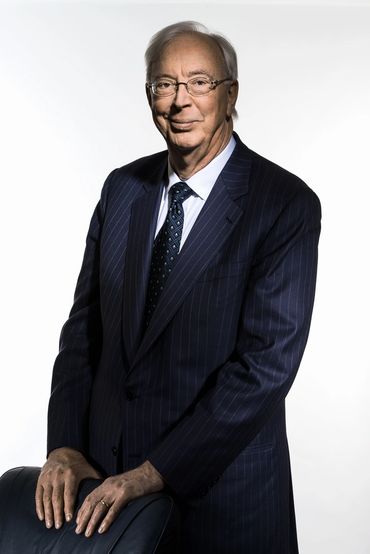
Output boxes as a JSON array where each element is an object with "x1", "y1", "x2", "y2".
[{"x1": 146, "y1": 76, "x2": 233, "y2": 97}]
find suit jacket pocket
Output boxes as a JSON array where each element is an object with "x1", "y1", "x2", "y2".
[{"x1": 195, "y1": 260, "x2": 249, "y2": 283}]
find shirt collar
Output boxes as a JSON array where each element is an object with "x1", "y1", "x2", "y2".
[{"x1": 167, "y1": 134, "x2": 236, "y2": 201}]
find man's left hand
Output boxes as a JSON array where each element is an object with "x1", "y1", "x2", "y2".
[{"x1": 75, "y1": 460, "x2": 165, "y2": 537}]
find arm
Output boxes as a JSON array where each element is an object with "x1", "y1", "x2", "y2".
[
  {"x1": 47, "y1": 170, "x2": 115, "y2": 456},
  {"x1": 37, "y1": 170, "x2": 115, "y2": 528},
  {"x1": 146, "y1": 185, "x2": 322, "y2": 499}
]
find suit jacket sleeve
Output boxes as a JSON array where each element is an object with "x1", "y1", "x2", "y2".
[
  {"x1": 46, "y1": 170, "x2": 115, "y2": 458},
  {"x1": 146, "y1": 184, "x2": 322, "y2": 499}
]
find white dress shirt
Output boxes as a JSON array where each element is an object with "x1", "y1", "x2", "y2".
[{"x1": 154, "y1": 135, "x2": 236, "y2": 251}]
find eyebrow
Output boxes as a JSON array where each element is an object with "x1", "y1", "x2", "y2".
[
  {"x1": 188, "y1": 69, "x2": 213, "y2": 77},
  {"x1": 152, "y1": 69, "x2": 213, "y2": 81}
]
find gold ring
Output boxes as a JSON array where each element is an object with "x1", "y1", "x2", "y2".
[{"x1": 99, "y1": 500, "x2": 110, "y2": 509}]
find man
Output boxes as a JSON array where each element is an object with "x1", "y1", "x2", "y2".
[{"x1": 36, "y1": 21, "x2": 321, "y2": 553}]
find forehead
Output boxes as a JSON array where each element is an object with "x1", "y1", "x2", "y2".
[{"x1": 152, "y1": 33, "x2": 225, "y2": 78}]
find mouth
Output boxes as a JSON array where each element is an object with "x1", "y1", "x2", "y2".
[{"x1": 168, "y1": 119, "x2": 197, "y2": 131}]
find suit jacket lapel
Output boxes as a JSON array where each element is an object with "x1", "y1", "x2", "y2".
[
  {"x1": 121, "y1": 155, "x2": 167, "y2": 367},
  {"x1": 128, "y1": 136, "x2": 253, "y2": 373}
]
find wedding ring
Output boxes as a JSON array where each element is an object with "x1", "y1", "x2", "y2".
[{"x1": 99, "y1": 499, "x2": 110, "y2": 509}]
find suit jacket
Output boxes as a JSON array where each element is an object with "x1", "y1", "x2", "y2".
[{"x1": 47, "y1": 132, "x2": 321, "y2": 553}]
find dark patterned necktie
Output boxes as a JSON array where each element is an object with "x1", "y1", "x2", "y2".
[{"x1": 144, "y1": 181, "x2": 193, "y2": 327}]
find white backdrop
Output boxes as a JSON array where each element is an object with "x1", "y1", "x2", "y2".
[{"x1": 1, "y1": 1, "x2": 369, "y2": 552}]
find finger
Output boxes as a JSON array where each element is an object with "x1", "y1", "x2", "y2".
[
  {"x1": 64, "y1": 476, "x2": 77, "y2": 522},
  {"x1": 84, "y1": 501, "x2": 110, "y2": 538},
  {"x1": 43, "y1": 486, "x2": 54, "y2": 528},
  {"x1": 75, "y1": 494, "x2": 97, "y2": 534},
  {"x1": 51, "y1": 483, "x2": 64, "y2": 529},
  {"x1": 98, "y1": 497, "x2": 126, "y2": 535},
  {"x1": 35, "y1": 480, "x2": 45, "y2": 521}
]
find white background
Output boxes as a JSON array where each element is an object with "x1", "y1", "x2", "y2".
[{"x1": 1, "y1": 1, "x2": 369, "y2": 552}]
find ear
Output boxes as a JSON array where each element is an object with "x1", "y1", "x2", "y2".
[
  {"x1": 226, "y1": 80, "x2": 239, "y2": 119},
  {"x1": 146, "y1": 84, "x2": 153, "y2": 109}
]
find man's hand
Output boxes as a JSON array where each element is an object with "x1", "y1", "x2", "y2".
[
  {"x1": 35, "y1": 447, "x2": 102, "y2": 529},
  {"x1": 75, "y1": 460, "x2": 165, "y2": 537}
]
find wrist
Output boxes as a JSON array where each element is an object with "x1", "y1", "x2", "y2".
[
  {"x1": 141, "y1": 460, "x2": 165, "y2": 489},
  {"x1": 48, "y1": 447, "x2": 84, "y2": 462}
]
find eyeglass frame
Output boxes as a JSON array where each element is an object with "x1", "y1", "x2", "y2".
[{"x1": 146, "y1": 76, "x2": 234, "y2": 97}]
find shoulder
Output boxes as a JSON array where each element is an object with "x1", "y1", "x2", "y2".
[
  {"x1": 115, "y1": 149, "x2": 168, "y2": 177},
  {"x1": 236, "y1": 137, "x2": 321, "y2": 221},
  {"x1": 99, "y1": 149, "x2": 168, "y2": 205},
  {"x1": 106, "y1": 149, "x2": 167, "y2": 186}
]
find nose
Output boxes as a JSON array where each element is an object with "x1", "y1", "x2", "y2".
[{"x1": 172, "y1": 82, "x2": 192, "y2": 107}]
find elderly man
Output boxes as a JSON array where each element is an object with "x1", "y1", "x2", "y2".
[{"x1": 36, "y1": 21, "x2": 321, "y2": 553}]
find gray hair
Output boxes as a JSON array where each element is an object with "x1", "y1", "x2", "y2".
[{"x1": 145, "y1": 20, "x2": 238, "y2": 84}]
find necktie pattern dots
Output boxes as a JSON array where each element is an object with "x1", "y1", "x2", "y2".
[{"x1": 144, "y1": 182, "x2": 193, "y2": 327}]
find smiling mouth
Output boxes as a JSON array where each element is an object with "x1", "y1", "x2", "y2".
[{"x1": 169, "y1": 119, "x2": 197, "y2": 130}]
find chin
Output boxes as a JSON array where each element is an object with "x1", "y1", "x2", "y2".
[{"x1": 168, "y1": 131, "x2": 203, "y2": 152}]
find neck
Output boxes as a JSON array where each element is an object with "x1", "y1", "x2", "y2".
[{"x1": 168, "y1": 124, "x2": 233, "y2": 180}]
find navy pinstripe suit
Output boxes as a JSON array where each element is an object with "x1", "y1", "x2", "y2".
[{"x1": 47, "y1": 132, "x2": 321, "y2": 553}]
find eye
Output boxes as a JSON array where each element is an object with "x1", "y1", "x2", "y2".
[
  {"x1": 156, "y1": 80, "x2": 174, "y2": 89},
  {"x1": 189, "y1": 77, "x2": 211, "y2": 93},
  {"x1": 191, "y1": 78, "x2": 209, "y2": 87}
]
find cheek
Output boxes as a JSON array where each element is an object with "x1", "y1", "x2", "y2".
[
  {"x1": 152, "y1": 108, "x2": 168, "y2": 129},
  {"x1": 198, "y1": 99, "x2": 225, "y2": 127},
  {"x1": 199, "y1": 109, "x2": 222, "y2": 133},
  {"x1": 152, "y1": 100, "x2": 168, "y2": 117}
]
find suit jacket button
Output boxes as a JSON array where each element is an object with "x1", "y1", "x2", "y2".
[{"x1": 111, "y1": 446, "x2": 118, "y2": 456}]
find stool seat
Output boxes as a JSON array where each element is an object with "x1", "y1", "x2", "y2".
[{"x1": 0, "y1": 466, "x2": 175, "y2": 553}]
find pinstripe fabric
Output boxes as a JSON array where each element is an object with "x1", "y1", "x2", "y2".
[{"x1": 47, "y1": 133, "x2": 321, "y2": 553}]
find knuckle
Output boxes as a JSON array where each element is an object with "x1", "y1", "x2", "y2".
[
  {"x1": 43, "y1": 482, "x2": 52, "y2": 491},
  {"x1": 64, "y1": 467, "x2": 75, "y2": 479},
  {"x1": 64, "y1": 489, "x2": 75, "y2": 499},
  {"x1": 52, "y1": 471, "x2": 63, "y2": 483},
  {"x1": 66, "y1": 480, "x2": 77, "y2": 491},
  {"x1": 38, "y1": 473, "x2": 48, "y2": 485},
  {"x1": 67, "y1": 475, "x2": 77, "y2": 487}
]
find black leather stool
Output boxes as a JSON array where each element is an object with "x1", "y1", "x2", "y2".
[{"x1": 0, "y1": 466, "x2": 178, "y2": 553}]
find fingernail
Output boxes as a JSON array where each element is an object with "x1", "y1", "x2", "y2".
[
  {"x1": 46, "y1": 521, "x2": 52, "y2": 529},
  {"x1": 66, "y1": 513, "x2": 72, "y2": 522},
  {"x1": 55, "y1": 521, "x2": 61, "y2": 529},
  {"x1": 75, "y1": 526, "x2": 81, "y2": 534},
  {"x1": 98, "y1": 525, "x2": 104, "y2": 534}
]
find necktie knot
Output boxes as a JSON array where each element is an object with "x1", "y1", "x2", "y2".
[{"x1": 169, "y1": 182, "x2": 193, "y2": 205}]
